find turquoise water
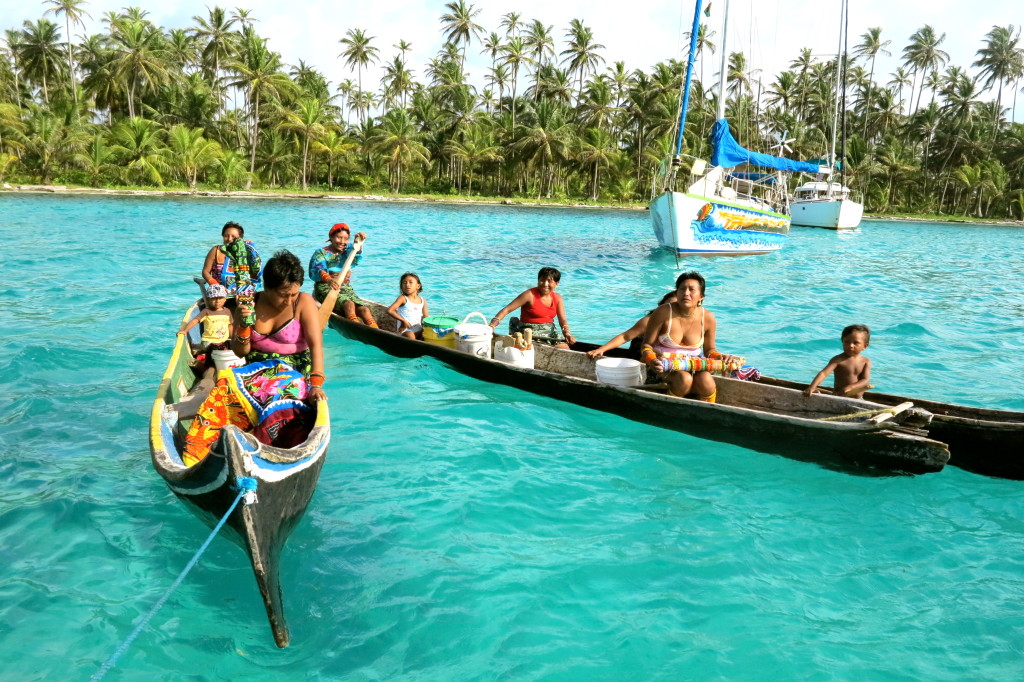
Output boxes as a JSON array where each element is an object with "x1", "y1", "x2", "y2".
[{"x1": 1, "y1": 193, "x2": 1022, "y2": 680}]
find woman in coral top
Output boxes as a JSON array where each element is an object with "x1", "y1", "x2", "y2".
[{"x1": 488, "y1": 267, "x2": 575, "y2": 349}]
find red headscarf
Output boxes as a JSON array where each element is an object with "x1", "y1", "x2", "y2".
[{"x1": 329, "y1": 222, "x2": 350, "y2": 238}]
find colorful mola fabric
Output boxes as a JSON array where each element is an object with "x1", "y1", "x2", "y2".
[
  {"x1": 182, "y1": 378, "x2": 251, "y2": 467},
  {"x1": 182, "y1": 359, "x2": 312, "y2": 466}
]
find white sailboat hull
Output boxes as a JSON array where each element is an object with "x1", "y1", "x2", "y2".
[
  {"x1": 791, "y1": 197, "x2": 864, "y2": 230},
  {"x1": 650, "y1": 191, "x2": 790, "y2": 256}
]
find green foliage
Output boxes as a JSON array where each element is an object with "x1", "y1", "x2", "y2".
[{"x1": 0, "y1": 9, "x2": 1022, "y2": 216}]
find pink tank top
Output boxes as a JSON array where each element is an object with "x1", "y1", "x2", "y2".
[
  {"x1": 250, "y1": 297, "x2": 309, "y2": 355},
  {"x1": 653, "y1": 307, "x2": 705, "y2": 357}
]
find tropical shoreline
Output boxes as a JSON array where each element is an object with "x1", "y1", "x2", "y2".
[
  {"x1": 0, "y1": 182, "x2": 646, "y2": 211},
  {"x1": 5, "y1": 183, "x2": 1024, "y2": 226}
]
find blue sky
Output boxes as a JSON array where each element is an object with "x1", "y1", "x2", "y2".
[{"x1": 2, "y1": 0, "x2": 1020, "y2": 117}]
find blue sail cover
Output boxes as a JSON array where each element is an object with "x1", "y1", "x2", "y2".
[{"x1": 710, "y1": 119, "x2": 820, "y2": 173}]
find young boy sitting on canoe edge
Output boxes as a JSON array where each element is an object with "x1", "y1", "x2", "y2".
[
  {"x1": 308, "y1": 222, "x2": 377, "y2": 327},
  {"x1": 488, "y1": 266, "x2": 576, "y2": 349},
  {"x1": 803, "y1": 324, "x2": 872, "y2": 399}
]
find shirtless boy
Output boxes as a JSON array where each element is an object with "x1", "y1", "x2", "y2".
[{"x1": 803, "y1": 324, "x2": 872, "y2": 399}]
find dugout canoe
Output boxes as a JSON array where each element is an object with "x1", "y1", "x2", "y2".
[
  {"x1": 751, "y1": 375, "x2": 1024, "y2": 480},
  {"x1": 329, "y1": 303, "x2": 949, "y2": 475},
  {"x1": 149, "y1": 302, "x2": 330, "y2": 647}
]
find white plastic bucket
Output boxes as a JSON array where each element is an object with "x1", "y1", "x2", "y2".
[
  {"x1": 494, "y1": 343, "x2": 535, "y2": 369},
  {"x1": 594, "y1": 357, "x2": 645, "y2": 387},
  {"x1": 211, "y1": 349, "x2": 244, "y2": 371},
  {"x1": 455, "y1": 312, "x2": 493, "y2": 359}
]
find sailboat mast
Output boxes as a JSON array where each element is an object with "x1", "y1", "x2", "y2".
[
  {"x1": 827, "y1": 0, "x2": 844, "y2": 198},
  {"x1": 840, "y1": 0, "x2": 850, "y2": 189},
  {"x1": 715, "y1": 0, "x2": 730, "y2": 122},
  {"x1": 674, "y1": 0, "x2": 705, "y2": 156}
]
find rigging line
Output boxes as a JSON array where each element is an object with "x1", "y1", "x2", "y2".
[{"x1": 90, "y1": 477, "x2": 259, "y2": 682}]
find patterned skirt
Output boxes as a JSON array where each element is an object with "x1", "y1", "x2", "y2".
[{"x1": 246, "y1": 348, "x2": 312, "y2": 376}]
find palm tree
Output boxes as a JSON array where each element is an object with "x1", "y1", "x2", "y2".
[
  {"x1": 2, "y1": 30, "x2": 24, "y2": 108},
  {"x1": 17, "y1": 19, "x2": 66, "y2": 104},
  {"x1": 336, "y1": 78, "x2": 355, "y2": 124},
  {"x1": 166, "y1": 28, "x2": 199, "y2": 72},
  {"x1": 229, "y1": 34, "x2": 297, "y2": 183},
  {"x1": 439, "y1": 1, "x2": 483, "y2": 69},
  {"x1": 109, "y1": 116, "x2": 167, "y2": 184},
  {"x1": 394, "y1": 39, "x2": 412, "y2": 63},
  {"x1": 683, "y1": 24, "x2": 716, "y2": 86},
  {"x1": 576, "y1": 126, "x2": 619, "y2": 199},
  {"x1": 369, "y1": 107, "x2": 430, "y2": 192},
  {"x1": 501, "y1": 36, "x2": 529, "y2": 126},
  {"x1": 499, "y1": 12, "x2": 521, "y2": 39},
  {"x1": 338, "y1": 28, "x2": 379, "y2": 126},
  {"x1": 189, "y1": 7, "x2": 237, "y2": 94},
  {"x1": 580, "y1": 77, "x2": 617, "y2": 131},
  {"x1": 165, "y1": 124, "x2": 222, "y2": 188},
  {"x1": 513, "y1": 98, "x2": 572, "y2": 198},
  {"x1": 524, "y1": 20, "x2": 555, "y2": 99},
  {"x1": 381, "y1": 55, "x2": 415, "y2": 109},
  {"x1": 43, "y1": 0, "x2": 91, "y2": 109},
  {"x1": 560, "y1": 19, "x2": 605, "y2": 103},
  {"x1": 726, "y1": 52, "x2": 753, "y2": 100},
  {"x1": 887, "y1": 67, "x2": 913, "y2": 114},
  {"x1": 215, "y1": 149, "x2": 250, "y2": 191},
  {"x1": 282, "y1": 97, "x2": 327, "y2": 189},
  {"x1": 231, "y1": 8, "x2": 258, "y2": 31},
  {"x1": 255, "y1": 130, "x2": 298, "y2": 187},
  {"x1": 0, "y1": 102, "x2": 27, "y2": 153},
  {"x1": 902, "y1": 25, "x2": 950, "y2": 115},
  {"x1": 854, "y1": 27, "x2": 891, "y2": 138},
  {"x1": 973, "y1": 25, "x2": 1024, "y2": 126},
  {"x1": 486, "y1": 62, "x2": 509, "y2": 111},
  {"x1": 72, "y1": 131, "x2": 115, "y2": 186},
  {"x1": 789, "y1": 47, "x2": 815, "y2": 118},
  {"x1": 446, "y1": 122, "x2": 501, "y2": 194},
  {"x1": 0, "y1": 151, "x2": 17, "y2": 183},
  {"x1": 311, "y1": 129, "x2": 354, "y2": 188},
  {"x1": 108, "y1": 19, "x2": 172, "y2": 119},
  {"x1": 21, "y1": 109, "x2": 86, "y2": 182}
]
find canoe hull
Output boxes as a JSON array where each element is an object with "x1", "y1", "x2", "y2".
[
  {"x1": 756, "y1": 376, "x2": 1024, "y2": 479},
  {"x1": 331, "y1": 307, "x2": 948, "y2": 475},
  {"x1": 149, "y1": 303, "x2": 330, "y2": 647}
]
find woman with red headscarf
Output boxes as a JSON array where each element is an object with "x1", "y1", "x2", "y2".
[{"x1": 308, "y1": 222, "x2": 376, "y2": 326}]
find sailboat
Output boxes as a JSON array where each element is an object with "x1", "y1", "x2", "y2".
[
  {"x1": 651, "y1": 0, "x2": 821, "y2": 256},
  {"x1": 790, "y1": 0, "x2": 864, "y2": 230}
]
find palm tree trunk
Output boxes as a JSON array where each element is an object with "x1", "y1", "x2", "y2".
[
  {"x1": 247, "y1": 95, "x2": 260, "y2": 189},
  {"x1": 301, "y1": 135, "x2": 309, "y2": 190},
  {"x1": 65, "y1": 17, "x2": 78, "y2": 109}
]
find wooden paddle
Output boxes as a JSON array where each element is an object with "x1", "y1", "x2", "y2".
[
  {"x1": 868, "y1": 401, "x2": 914, "y2": 424},
  {"x1": 318, "y1": 234, "x2": 364, "y2": 330}
]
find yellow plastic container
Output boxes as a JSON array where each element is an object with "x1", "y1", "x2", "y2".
[{"x1": 422, "y1": 316, "x2": 460, "y2": 348}]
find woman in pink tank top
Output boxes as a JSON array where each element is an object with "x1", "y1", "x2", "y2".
[
  {"x1": 231, "y1": 250, "x2": 327, "y2": 402},
  {"x1": 641, "y1": 271, "x2": 721, "y2": 402}
]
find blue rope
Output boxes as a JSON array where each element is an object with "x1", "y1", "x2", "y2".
[{"x1": 91, "y1": 476, "x2": 258, "y2": 681}]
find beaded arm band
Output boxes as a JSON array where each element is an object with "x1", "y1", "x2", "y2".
[{"x1": 640, "y1": 344, "x2": 658, "y2": 363}]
